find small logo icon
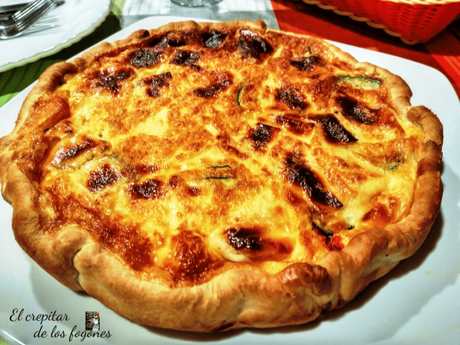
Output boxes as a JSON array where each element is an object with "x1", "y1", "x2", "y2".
[{"x1": 85, "y1": 311, "x2": 100, "y2": 331}]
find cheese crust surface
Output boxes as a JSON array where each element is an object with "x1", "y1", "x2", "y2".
[{"x1": 0, "y1": 20, "x2": 443, "y2": 332}]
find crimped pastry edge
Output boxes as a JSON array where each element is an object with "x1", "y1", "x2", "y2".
[{"x1": 0, "y1": 19, "x2": 443, "y2": 332}]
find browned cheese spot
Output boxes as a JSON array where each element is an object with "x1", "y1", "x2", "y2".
[
  {"x1": 53, "y1": 137, "x2": 97, "y2": 164},
  {"x1": 143, "y1": 72, "x2": 172, "y2": 98},
  {"x1": 336, "y1": 95, "x2": 379, "y2": 125},
  {"x1": 290, "y1": 56, "x2": 318, "y2": 71},
  {"x1": 91, "y1": 67, "x2": 133, "y2": 94},
  {"x1": 143, "y1": 30, "x2": 192, "y2": 51},
  {"x1": 276, "y1": 86, "x2": 308, "y2": 110},
  {"x1": 186, "y1": 186, "x2": 202, "y2": 197},
  {"x1": 202, "y1": 30, "x2": 228, "y2": 49},
  {"x1": 129, "y1": 48, "x2": 162, "y2": 68},
  {"x1": 316, "y1": 114, "x2": 357, "y2": 144},
  {"x1": 169, "y1": 175, "x2": 179, "y2": 189},
  {"x1": 227, "y1": 227, "x2": 263, "y2": 251},
  {"x1": 284, "y1": 153, "x2": 343, "y2": 208},
  {"x1": 193, "y1": 72, "x2": 233, "y2": 98},
  {"x1": 226, "y1": 227, "x2": 293, "y2": 261},
  {"x1": 170, "y1": 50, "x2": 201, "y2": 67},
  {"x1": 129, "y1": 179, "x2": 163, "y2": 199},
  {"x1": 159, "y1": 31, "x2": 188, "y2": 47},
  {"x1": 88, "y1": 164, "x2": 120, "y2": 192},
  {"x1": 248, "y1": 123, "x2": 280, "y2": 150},
  {"x1": 237, "y1": 29, "x2": 273, "y2": 60}
]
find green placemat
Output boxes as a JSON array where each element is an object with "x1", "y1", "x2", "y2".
[{"x1": 0, "y1": 0, "x2": 126, "y2": 108}]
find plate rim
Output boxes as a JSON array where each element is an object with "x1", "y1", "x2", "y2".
[{"x1": 0, "y1": 0, "x2": 112, "y2": 73}]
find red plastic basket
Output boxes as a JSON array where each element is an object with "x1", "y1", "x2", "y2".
[{"x1": 301, "y1": 0, "x2": 460, "y2": 44}]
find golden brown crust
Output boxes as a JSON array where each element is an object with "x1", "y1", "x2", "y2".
[{"x1": 0, "y1": 19, "x2": 443, "y2": 332}]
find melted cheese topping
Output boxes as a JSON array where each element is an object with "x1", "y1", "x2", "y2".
[{"x1": 15, "y1": 25, "x2": 425, "y2": 284}]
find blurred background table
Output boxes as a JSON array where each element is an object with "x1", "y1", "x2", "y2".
[{"x1": 0, "y1": 0, "x2": 459, "y2": 109}]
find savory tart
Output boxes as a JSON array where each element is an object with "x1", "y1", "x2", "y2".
[{"x1": 0, "y1": 20, "x2": 443, "y2": 332}]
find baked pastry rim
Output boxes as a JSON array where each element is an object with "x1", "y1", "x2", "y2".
[{"x1": 0, "y1": 19, "x2": 443, "y2": 332}]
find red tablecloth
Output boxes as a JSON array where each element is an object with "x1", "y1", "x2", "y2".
[{"x1": 271, "y1": 0, "x2": 460, "y2": 99}]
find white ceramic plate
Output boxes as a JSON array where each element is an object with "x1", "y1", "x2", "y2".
[
  {"x1": 0, "y1": 0, "x2": 111, "y2": 73},
  {"x1": 1, "y1": 16, "x2": 459, "y2": 345}
]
